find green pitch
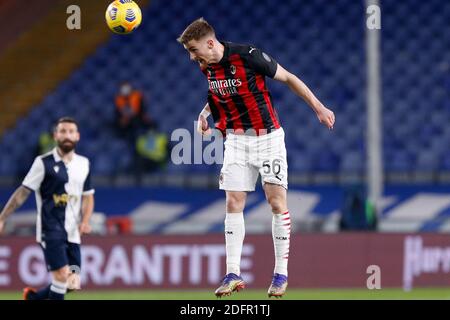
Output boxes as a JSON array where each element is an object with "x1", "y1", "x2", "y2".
[{"x1": 1, "y1": 288, "x2": 450, "y2": 300}]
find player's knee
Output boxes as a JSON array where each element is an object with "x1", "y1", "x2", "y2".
[
  {"x1": 226, "y1": 193, "x2": 246, "y2": 213},
  {"x1": 226, "y1": 198, "x2": 245, "y2": 212},
  {"x1": 267, "y1": 194, "x2": 287, "y2": 214},
  {"x1": 53, "y1": 266, "x2": 70, "y2": 282}
]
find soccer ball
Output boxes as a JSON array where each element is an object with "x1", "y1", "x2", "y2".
[{"x1": 105, "y1": 0, "x2": 142, "y2": 34}]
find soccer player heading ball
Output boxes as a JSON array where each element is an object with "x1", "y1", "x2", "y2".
[{"x1": 178, "y1": 18, "x2": 335, "y2": 298}]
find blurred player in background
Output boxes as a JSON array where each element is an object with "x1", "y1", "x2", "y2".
[
  {"x1": 0, "y1": 117, "x2": 95, "y2": 300},
  {"x1": 178, "y1": 18, "x2": 335, "y2": 298}
]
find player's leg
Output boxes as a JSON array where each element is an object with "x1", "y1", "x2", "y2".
[
  {"x1": 264, "y1": 183, "x2": 290, "y2": 275},
  {"x1": 264, "y1": 183, "x2": 290, "y2": 297},
  {"x1": 24, "y1": 242, "x2": 51, "y2": 300},
  {"x1": 48, "y1": 265, "x2": 70, "y2": 300},
  {"x1": 258, "y1": 128, "x2": 290, "y2": 297},
  {"x1": 224, "y1": 191, "x2": 247, "y2": 275},
  {"x1": 46, "y1": 240, "x2": 70, "y2": 300},
  {"x1": 24, "y1": 267, "x2": 69, "y2": 300},
  {"x1": 265, "y1": 184, "x2": 290, "y2": 298},
  {"x1": 66, "y1": 242, "x2": 82, "y2": 292},
  {"x1": 215, "y1": 190, "x2": 248, "y2": 297},
  {"x1": 215, "y1": 135, "x2": 257, "y2": 297},
  {"x1": 24, "y1": 240, "x2": 69, "y2": 300}
]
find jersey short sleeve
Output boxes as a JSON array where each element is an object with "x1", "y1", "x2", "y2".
[
  {"x1": 82, "y1": 162, "x2": 95, "y2": 195},
  {"x1": 246, "y1": 47, "x2": 278, "y2": 78},
  {"x1": 22, "y1": 157, "x2": 45, "y2": 191}
]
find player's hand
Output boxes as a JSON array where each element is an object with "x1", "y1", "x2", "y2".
[
  {"x1": 197, "y1": 115, "x2": 212, "y2": 136},
  {"x1": 79, "y1": 222, "x2": 92, "y2": 235},
  {"x1": 316, "y1": 106, "x2": 335, "y2": 130}
]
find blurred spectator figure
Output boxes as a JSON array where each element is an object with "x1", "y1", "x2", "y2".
[
  {"x1": 115, "y1": 81, "x2": 155, "y2": 141},
  {"x1": 38, "y1": 131, "x2": 56, "y2": 154},
  {"x1": 135, "y1": 129, "x2": 169, "y2": 174},
  {"x1": 339, "y1": 186, "x2": 377, "y2": 231},
  {"x1": 35, "y1": 124, "x2": 56, "y2": 157}
]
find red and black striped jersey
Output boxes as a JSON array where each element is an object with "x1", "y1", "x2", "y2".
[{"x1": 202, "y1": 41, "x2": 281, "y2": 135}]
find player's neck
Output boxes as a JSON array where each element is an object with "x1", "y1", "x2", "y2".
[
  {"x1": 56, "y1": 148, "x2": 74, "y2": 163},
  {"x1": 210, "y1": 42, "x2": 225, "y2": 64}
]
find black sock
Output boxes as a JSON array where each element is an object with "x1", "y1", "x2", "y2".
[
  {"x1": 31, "y1": 284, "x2": 51, "y2": 300},
  {"x1": 48, "y1": 280, "x2": 66, "y2": 300}
]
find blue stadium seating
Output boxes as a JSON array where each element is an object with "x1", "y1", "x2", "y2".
[{"x1": 0, "y1": 0, "x2": 449, "y2": 177}]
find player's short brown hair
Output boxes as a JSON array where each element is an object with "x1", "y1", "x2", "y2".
[
  {"x1": 54, "y1": 117, "x2": 78, "y2": 131},
  {"x1": 177, "y1": 17, "x2": 215, "y2": 45}
]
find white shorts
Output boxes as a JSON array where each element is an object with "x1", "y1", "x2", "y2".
[{"x1": 219, "y1": 127, "x2": 288, "y2": 191}]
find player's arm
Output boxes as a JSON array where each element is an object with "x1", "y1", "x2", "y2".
[
  {"x1": 80, "y1": 166, "x2": 95, "y2": 235},
  {"x1": 0, "y1": 156, "x2": 44, "y2": 234},
  {"x1": 79, "y1": 194, "x2": 94, "y2": 235},
  {"x1": 197, "y1": 103, "x2": 212, "y2": 136},
  {"x1": 274, "y1": 64, "x2": 335, "y2": 129},
  {"x1": 0, "y1": 186, "x2": 32, "y2": 234}
]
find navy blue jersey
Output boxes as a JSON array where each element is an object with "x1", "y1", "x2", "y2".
[{"x1": 22, "y1": 148, "x2": 94, "y2": 244}]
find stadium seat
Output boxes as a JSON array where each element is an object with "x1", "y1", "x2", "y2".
[{"x1": 0, "y1": 0, "x2": 449, "y2": 177}]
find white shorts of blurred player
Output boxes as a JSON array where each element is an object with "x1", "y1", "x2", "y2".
[{"x1": 219, "y1": 127, "x2": 288, "y2": 192}]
